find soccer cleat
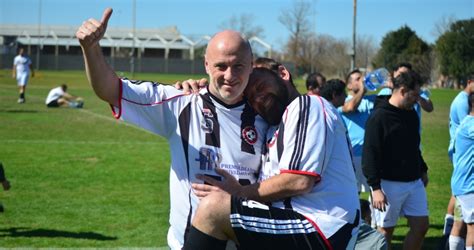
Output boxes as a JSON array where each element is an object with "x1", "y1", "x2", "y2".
[{"x1": 17, "y1": 98, "x2": 25, "y2": 104}]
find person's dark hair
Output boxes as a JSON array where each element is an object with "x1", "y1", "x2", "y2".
[
  {"x1": 306, "y1": 72, "x2": 326, "y2": 91},
  {"x1": 319, "y1": 79, "x2": 345, "y2": 102},
  {"x1": 245, "y1": 67, "x2": 290, "y2": 125},
  {"x1": 393, "y1": 70, "x2": 422, "y2": 90},
  {"x1": 346, "y1": 69, "x2": 361, "y2": 84},
  {"x1": 394, "y1": 62, "x2": 412, "y2": 71},
  {"x1": 254, "y1": 57, "x2": 280, "y2": 72},
  {"x1": 469, "y1": 92, "x2": 474, "y2": 112},
  {"x1": 61, "y1": 84, "x2": 68, "y2": 92},
  {"x1": 461, "y1": 72, "x2": 474, "y2": 88},
  {"x1": 254, "y1": 57, "x2": 296, "y2": 89}
]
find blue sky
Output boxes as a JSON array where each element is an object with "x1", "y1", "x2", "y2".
[{"x1": 1, "y1": 0, "x2": 473, "y2": 50}]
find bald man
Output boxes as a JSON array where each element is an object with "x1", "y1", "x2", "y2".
[{"x1": 77, "y1": 8, "x2": 270, "y2": 249}]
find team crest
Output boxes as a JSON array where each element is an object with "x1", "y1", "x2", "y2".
[
  {"x1": 201, "y1": 108, "x2": 215, "y2": 133},
  {"x1": 201, "y1": 117, "x2": 214, "y2": 133},
  {"x1": 242, "y1": 126, "x2": 258, "y2": 145}
]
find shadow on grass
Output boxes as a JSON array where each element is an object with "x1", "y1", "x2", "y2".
[
  {"x1": 1, "y1": 109, "x2": 40, "y2": 113},
  {"x1": 0, "y1": 227, "x2": 117, "y2": 241}
]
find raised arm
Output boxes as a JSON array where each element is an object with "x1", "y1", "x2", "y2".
[
  {"x1": 342, "y1": 79, "x2": 366, "y2": 113},
  {"x1": 76, "y1": 8, "x2": 119, "y2": 106}
]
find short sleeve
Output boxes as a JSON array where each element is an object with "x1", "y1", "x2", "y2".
[
  {"x1": 113, "y1": 78, "x2": 189, "y2": 138},
  {"x1": 278, "y1": 96, "x2": 328, "y2": 178}
]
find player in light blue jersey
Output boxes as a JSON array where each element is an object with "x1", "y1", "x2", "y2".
[{"x1": 338, "y1": 68, "x2": 376, "y2": 193}]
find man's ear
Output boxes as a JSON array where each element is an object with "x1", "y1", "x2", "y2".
[
  {"x1": 399, "y1": 86, "x2": 409, "y2": 96},
  {"x1": 204, "y1": 56, "x2": 210, "y2": 74},
  {"x1": 278, "y1": 65, "x2": 290, "y2": 81}
]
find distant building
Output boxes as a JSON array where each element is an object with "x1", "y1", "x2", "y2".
[{"x1": 0, "y1": 24, "x2": 272, "y2": 74}]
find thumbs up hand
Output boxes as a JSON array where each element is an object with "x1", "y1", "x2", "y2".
[{"x1": 76, "y1": 8, "x2": 113, "y2": 48}]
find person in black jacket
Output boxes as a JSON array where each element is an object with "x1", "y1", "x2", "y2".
[{"x1": 362, "y1": 70, "x2": 429, "y2": 250}]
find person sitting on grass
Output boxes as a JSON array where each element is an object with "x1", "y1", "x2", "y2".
[{"x1": 45, "y1": 84, "x2": 84, "y2": 108}]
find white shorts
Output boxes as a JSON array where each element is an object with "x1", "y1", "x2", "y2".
[
  {"x1": 456, "y1": 193, "x2": 474, "y2": 224},
  {"x1": 373, "y1": 179, "x2": 429, "y2": 228},
  {"x1": 353, "y1": 156, "x2": 369, "y2": 193},
  {"x1": 16, "y1": 72, "x2": 29, "y2": 86}
]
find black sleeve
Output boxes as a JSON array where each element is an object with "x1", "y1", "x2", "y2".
[
  {"x1": 420, "y1": 153, "x2": 428, "y2": 173},
  {"x1": 362, "y1": 113, "x2": 384, "y2": 190},
  {"x1": 0, "y1": 163, "x2": 5, "y2": 182}
]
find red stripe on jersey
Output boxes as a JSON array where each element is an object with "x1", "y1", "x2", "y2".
[
  {"x1": 111, "y1": 77, "x2": 123, "y2": 119},
  {"x1": 304, "y1": 215, "x2": 333, "y2": 250},
  {"x1": 280, "y1": 170, "x2": 321, "y2": 182}
]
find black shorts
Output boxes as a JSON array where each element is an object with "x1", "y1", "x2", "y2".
[
  {"x1": 230, "y1": 196, "x2": 359, "y2": 250},
  {"x1": 46, "y1": 99, "x2": 60, "y2": 107}
]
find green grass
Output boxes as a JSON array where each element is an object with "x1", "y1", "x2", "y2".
[{"x1": 0, "y1": 70, "x2": 459, "y2": 248}]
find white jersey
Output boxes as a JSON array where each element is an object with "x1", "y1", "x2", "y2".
[
  {"x1": 260, "y1": 95, "x2": 359, "y2": 239},
  {"x1": 113, "y1": 79, "x2": 268, "y2": 249},
  {"x1": 13, "y1": 55, "x2": 32, "y2": 74},
  {"x1": 45, "y1": 86, "x2": 65, "y2": 104}
]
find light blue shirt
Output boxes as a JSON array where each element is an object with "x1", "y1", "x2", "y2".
[
  {"x1": 451, "y1": 115, "x2": 474, "y2": 196},
  {"x1": 338, "y1": 95, "x2": 376, "y2": 157},
  {"x1": 449, "y1": 91, "x2": 470, "y2": 159}
]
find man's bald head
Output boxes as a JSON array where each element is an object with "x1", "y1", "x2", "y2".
[
  {"x1": 206, "y1": 30, "x2": 252, "y2": 59},
  {"x1": 204, "y1": 30, "x2": 254, "y2": 105}
]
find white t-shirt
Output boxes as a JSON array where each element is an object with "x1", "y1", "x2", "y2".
[
  {"x1": 113, "y1": 79, "x2": 269, "y2": 249},
  {"x1": 45, "y1": 87, "x2": 65, "y2": 104},
  {"x1": 261, "y1": 95, "x2": 359, "y2": 239},
  {"x1": 13, "y1": 55, "x2": 32, "y2": 74}
]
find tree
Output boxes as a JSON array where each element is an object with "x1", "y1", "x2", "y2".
[
  {"x1": 219, "y1": 13, "x2": 264, "y2": 39},
  {"x1": 279, "y1": 0, "x2": 313, "y2": 75},
  {"x1": 355, "y1": 35, "x2": 378, "y2": 70},
  {"x1": 372, "y1": 25, "x2": 432, "y2": 81},
  {"x1": 435, "y1": 18, "x2": 474, "y2": 83}
]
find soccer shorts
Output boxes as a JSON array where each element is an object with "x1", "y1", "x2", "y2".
[
  {"x1": 456, "y1": 193, "x2": 474, "y2": 224},
  {"x1": 16, "y1": 72, "x2": 29, "y2": 86},
  {"x1": 46, "y1": 99, "x2": 60, "y2": 107},
  {"x1": 230, "y1": 196, "x2": 358, "y2": 250},
  {"x1": 373, "y1": 179, "x2": 429, "y2": 228}
]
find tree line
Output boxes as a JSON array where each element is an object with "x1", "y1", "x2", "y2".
[{"x1": 219, "y1": 0, "x2": 473, "y2": 88}]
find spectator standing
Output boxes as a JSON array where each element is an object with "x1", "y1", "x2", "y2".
[
  {"x1": 339, "y1": 69, "x2": 376, "y2": 193},
  {"x1": 12, "y1": 47, "x2": 34, "y2": 104},
  {"x1": 319, "y1": 78, "x2": 347, "y2": 108},
  {"x1": 306, "y1": 72, "x2": 326, "y2": 95},
  {"x1": 448, "y1": 75, "x2": 474, "y2": 250},
  {"x1": 363, "y1": 70, "x2": 429, "y2": 249},
  {"x1": 450, "y1": 92, "x2": 474, "y2": 250}
]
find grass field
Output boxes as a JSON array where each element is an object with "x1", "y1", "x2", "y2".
[{"x1": 0, "y1": 69, "x2": 459, "y2": 248}]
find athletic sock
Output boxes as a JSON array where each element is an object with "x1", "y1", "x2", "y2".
[
  {"x1": 448, "y1": 235, "x2": 465, "y2": 250},
  {"x1": 466, "y1": 246, "x2": 472, "y2": 250},
  {"x1": 182, "y1": 225, "x2": 227, "y2": 250},
  {"x1": 443, "y1": 214, "x2": 454, "y2": 235},
  {"x1": 19, "y1": 93, "x2": 25, "y2": 99}
]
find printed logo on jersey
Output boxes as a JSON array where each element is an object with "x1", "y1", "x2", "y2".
[
  {"x1": 201, "y1": 108, "x2": 215, "y2": 133},
  {"x1": 242, "y1": 126, "x2": 258, "y2": 145},
  {"x1": 201, "y1": 118, "x2": 214, "y2": 133},
  {"x1": 195, "y1": 147, "x2": 222, "y2": 170}
]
